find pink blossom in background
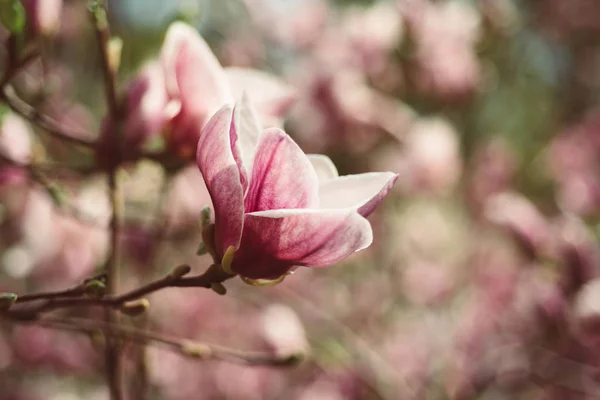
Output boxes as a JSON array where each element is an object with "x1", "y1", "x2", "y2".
[
  {"x1": 0, "y1": 113, "x2": 32, "y2": 185},
  {"x1": 98, "y1": 62, "x2": 169, "y2": 163},
  {"x1": 160, "y1": 22, "x2": 295, "y2": 159},
  {"x1": 196, "y1": 96, "x2": 397, "y2": 281},
  {"x1": 401, "y1": 116, "x2": 462, "y2": 195},
  {"x1": 485, "y1": 192, "x2": 555, "y2": 259},
  {"x1": 0, "y1": 114, "x2": 32, "y2": 165},
  {"x1": 243, "y1": 0, "x2": 328, "y2": 48},
  {"x1": 401, "y1": 0, "x2": 482, "y2": 100},
  {"x1": 21, "y1": 0, "x2": 63, "y2": 37}
]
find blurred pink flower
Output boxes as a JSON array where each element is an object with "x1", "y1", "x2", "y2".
[
  {"x1": 21, "y1": 0, "x2": 63, "y2": 37},
  {"x1": 402, "y1": 0, "x2": 482, "y2": 100},
  {"x1": 260, "y1": 303, "x2": 309, "y2": 358},
  {"x1": 160, "y1": 22, "x2": 295, "y2": 159},
  {"x1": 243, "y1": 0, "x2": 328, "y2": 48},
  {"x1": 574, "y1": 278, "x2": 600, "y2": 352},
  {"x1": 98, "y1": 62, "x2": 169, "y2": 164},
  {"x1": 340, "y1": 1, "x2": 404, "y2": 75},
  {"x1": 485, "y1": 192, "x2": 555, "y2": 259},
  {"x1": 0, "y1": 113, "x2": 32, "y2": 165},
  {"x1": 196, "y1": 97, "x2": 397, "y2": 281},
  {"x1": 403, "y1": 116, "x2": 462, "y2": 194},
  {"x1": 0, "y1": 113, "x2": 32, "y2": 185}
]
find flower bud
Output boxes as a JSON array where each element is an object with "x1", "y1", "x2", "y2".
[
  {"x1": 84, "y1": 279, "x2": 107, "y2": 298},
  {"x1": 181, "y1": 341, "x2": 211, "y2": 358},
  {"x1": 200, "y1": 206, "x2": 212, "y2": 228},
  {"x1": 201, "y1": 223, "x2": 219, "y2": 263},
  {"x1": 119, "y1": 299, "x2": 150, "y2": 317},
  {"x1": 210, "y1": 282, "x2": 227, "y2": 295},
  {"x1": 0, "y1": 293, "x2": 17, "y2": 311},
  {"x1": 169, "y1": 264, "x2": 191, "y2": 279},
  {"x1": 107, "y1": 37, "x2": 123, "y2": 74}
]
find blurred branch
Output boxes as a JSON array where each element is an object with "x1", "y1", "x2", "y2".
[
  {"x1": 88, "y1": 0, "x2": 125, "y2": 397},
  {"x1": 15, "y1": 272, "x2": 107, "y2": 303},
  {"x1": 0, "y1": 85, "x2": 96, "y2": 148},
  {"x1": 15, "y1": 315, "x2": 304, "y2": 367}
]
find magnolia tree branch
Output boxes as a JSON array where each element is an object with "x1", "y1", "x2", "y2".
[
  {"x1": 0, "y1": 34, "x2": 96, "y2": 148},
  {"x1": 0, "y1": 85, "x2": 96, "y2": 148},
  {"x1": 12, "y1": 315, "x2": 305, "y2": 367},
  {"x1": 5, "y1": 264, "x2": 232, "y2": 319},
  {"x1": 88, "y1": 1, "x2": 126, "y2": 397}
]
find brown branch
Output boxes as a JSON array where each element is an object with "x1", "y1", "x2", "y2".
[
  {"x1": 0, "y1": 85, "x2": 96, "y2": 148},
  {"x1": 6, "y1": 264, "x2": 232, "y2": 319},
  {"x1": 89, "y1": 0, "x2": 125, "y2": 397},
  {"x1": 12, "y1": 315, "x2": 304, "y2": 367},
  {"x1": 15, "y1": 272, "x2": 107, "y2": 303}
]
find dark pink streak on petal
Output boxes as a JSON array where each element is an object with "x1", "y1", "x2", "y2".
[
  {"x1": 244, "y1": 129, "x2": 319, "y2": 213},
  {"x1": 232, "y1": 210, "x2": 373, "y2": 279}
]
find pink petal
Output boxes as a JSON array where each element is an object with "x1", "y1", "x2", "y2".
[
  {"x1": 162, "y1": 22, "x2": 231, "y2": 104},
  {"x1": 123, "y1": 62, "x2": 169, "y2": 148},
  {"x1": 233, "y1": 209, "x2": 373, "y2": 279},
  {"x1": 244, "y1": 128, "x2": 319, "y2": 213},
  {"x1": 307, "y1": 154, "x2": 338, "y2": 181},
  {"x1": 225, "y1": 67, "x2": 296, "y2": 120},
  {"x1": 196, "y1": 105, "x2": 244, "y2": 254},
  {"x1": 231, "y1": 93, "x2": 262, "y2": 192},
  {"x1": 318, "y1": 172, "x2": 398, "y2": 217}
]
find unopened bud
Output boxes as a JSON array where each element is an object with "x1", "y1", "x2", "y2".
[
  {"x1": 210, "y1": 282, "x2": 226, "y2": 295},
  {"x1": 200, "y1": 206, "x2": 212, "y2": 228},
  {"x1": 0, "y1": 293, "x2": 17, "y2": 311},
  {"x1": 119, "y1": 299, "x2": 149, "y2": 317},
  {"x1": 196, "y1": 242, "x2": 207, "y2": 256},
  {"x1": 84, "y1": 279, "x2": 107, "y2": 298},
  {"x1": 181, "y1": 341, "x2": 212, "y2": 358},
  {"x1": 108, "y1": 37, "x2": 123, "y2": 73},
  {"x1": 201, "y1": 223, "x2": 219, "y2": 262},
  {"x1": 169, "y1": 264, "x2": 191, "y2": 279}
]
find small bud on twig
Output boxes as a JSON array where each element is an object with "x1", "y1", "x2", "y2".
[
  {"x1": 200, "y1": 206, "x2": 212, "y2": 228},
  {"x1": 181, "y1": 341, "x2": 212, "y2": 358},
  {"x1": 210, "y1": 282, "x2": 227, "y2": 295},
  {"x1": 107, "y1": 37, "x2": 123, "y2": 73},
  {"x1": 201, "y1": 223, "x2": 219, "y2": 262},
  {"x1": 84, "y1": 279, "x2": 107, "y2": 298},
  {"x1": 169, "y1": 264, "x2": 191, "y2": 279},
  {"x1": 196, "y1": 242, "x2": 208, "y2": 256},
  {"x1": 119, "y1": 299, "x2": 150, "y2": 317},
  {"x1": 0, "y1": 293, "x2": 17, "y2": 311}
]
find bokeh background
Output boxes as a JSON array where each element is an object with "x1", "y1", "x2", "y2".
[{"x1": 2, "y1": 0, "x2": 600, "y2": 398}]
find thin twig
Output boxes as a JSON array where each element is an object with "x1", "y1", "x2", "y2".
[
  {"x1": 1, "y1": 85, "x2": 95, "y2": 147},
  {"x1": 9, "y1": 315, "x2": 305, "y2": 367},
  {"x1": 6, "y1": 264, "x2": 232, "y2": 319},
  {"x1": 89, "y1": 1, "x2": 125, "y2": 397},
  {"x1": 15, "y1": 272, "x2": 106, "y2": 303}
]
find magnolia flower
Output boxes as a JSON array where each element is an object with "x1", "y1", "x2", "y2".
[
  {"x1": 161, "y1": 22, "x2": 295, "y2": 158},
  {"x1": 97, "y1": 22, "x2": 295, "y2": 162},
  {"x1": 196, "y1": 96, "x2": 397, "y2": 282}
]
